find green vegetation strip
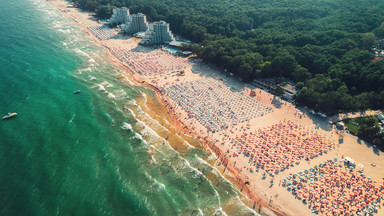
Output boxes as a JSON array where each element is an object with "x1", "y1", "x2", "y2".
[{"x1": 72, "y1": 0, "x2": 384, "y2": 114}]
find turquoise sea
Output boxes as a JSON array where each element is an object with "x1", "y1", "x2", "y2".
[{"x1": 0, "y1": 0, "x2": 258, "y2": 215}]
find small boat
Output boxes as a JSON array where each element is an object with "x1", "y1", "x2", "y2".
[
  {"x1": 73, "y1": 90, "x2": 81, "y2": 94},
  {"x1": 2, "y1": 113, "x2": 17, "y2": 119}
]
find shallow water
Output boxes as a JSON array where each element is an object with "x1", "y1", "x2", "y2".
[{"x1": 0, "y1": 0, "x2": 259, "y2": 215}]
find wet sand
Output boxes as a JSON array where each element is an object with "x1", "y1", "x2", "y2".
[{"x1": 48, "y1": 1, "x2": 384, "y2": 215}]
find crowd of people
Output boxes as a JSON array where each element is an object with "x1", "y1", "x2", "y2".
[
  {"x1": 231, "y1": 120, "x2": 334, "y2": 174},
  {"x1": 87, "y1": 25, "x2": 117, "y2": 40},
  {"x1": 283, "y1": 158, "x2": 384, "y2": 215},
  {"x1": 112, "y1": 48, "x2": 190, "y2": 76},
  {"x1": 163, "y1": 78, "x2": 273, "y2": 132}
]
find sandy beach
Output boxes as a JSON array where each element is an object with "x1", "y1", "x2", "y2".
[{"x1": 48, "y1": 1, "x2": 384, "y2": 215}]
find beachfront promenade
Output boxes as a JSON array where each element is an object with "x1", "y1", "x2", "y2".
[{"x1": 63, "y1": 7, "x2": 384, "y2": 215}]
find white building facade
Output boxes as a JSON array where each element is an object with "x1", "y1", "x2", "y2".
[
  {"x1": 140, "y1": 21, "x2": 175, "y2": 45},
  {"x1": 122, "y1": 13, "x2": 149, "y2": 34},
  {"x1": 108, "y1": 7, "x2": 130, "y2": 26}
]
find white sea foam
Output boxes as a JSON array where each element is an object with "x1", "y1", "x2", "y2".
[
  {"x1": 202, "y1": 152, "x2": 235, "y2": 187},
  {"x1": 89, "y1": 76, "x2": 96, "y2": 80},
  {"x1": 140, "y1": 112, "x2": 169, "y2": 133},
  {"x1": 141, "y1": 92, "x2": 147, "y2": 103},
  {"x1": 181, "y1": 157, "x2": 203, "y2": 178},
  {"x1": 132, "y1": 133, "x2": 147, "y2": 144},
  {"x1": 121, "y1": 123, "x2": 132, "y2": 131},
  {"x1": 136, "y1": 120, "x2": 145, "y2": 129},
  {"x1": 73, "y1": 48, "x2": 91, "y2": 58},
  {"x1": 57, "y1": 28, "x2": 71, "y2": 34},
  {"x1": 100, "y1": 81, "x2": 113, "y2": 88},
  {"x1": 235, "y1": 196, "x2": 259, "y2": 216},
  {"x1": 196, "y1": 155, "x2": 210, "y2": 166},
  {"x1": 214, "y1": 208, "x2": 228, "y2": 216},
  {"x1": 68, "y1": 114, "x2": 76, "y2": 123},
  {"x1": 126, "y1": 99, "x2": 137, "y2": 106},
  {"x1": 196, "y1": 208, "x2": 204, "y2": 216},
  {"x1": 122, "y1": 75, "x2": 135, "y2": 85},
  {"x1": 105, "y1": 113, "x2": 113, "y2": 121},
  {"x1": 107, "y1": 93, "x2": 116, "y2": 98},
  {"x1": 152, "y1": 179, "x2": 166, "y2": 191},
  {"x1": 78, "y1": 67, "x2": 92, "y2": 74},
  {"x1": 81, "y1": 67, "x2": 92, "y2": 72},
  {"x1": 126, "y1": 108, "x2": 136, "y2": 118},
  {"x1": 114, "y1": 89, "x2": 126, "y2": 97},
  {"x1": 184, "y1": 140, "x2": 195, "y2": 150},
  {"x1": 208, "y1": 153, "x2": 218, "y2": 161},
  {"x1": 96, "y1": 84, "x2": 105, "y2": 91},
  {"x1": 136, "y1": 119, "x2": 166, "y2": 144},
  {"x1": 193, "y1": 155, "x2": 222, "y2": 206}
]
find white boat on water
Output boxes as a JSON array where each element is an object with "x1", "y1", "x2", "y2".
[
  {"x1": 2, "y1": 112, "x2": 17, "y2": 119},
  {"x1": 73, "y1": 90, "x2": 81, "y2": 94}
]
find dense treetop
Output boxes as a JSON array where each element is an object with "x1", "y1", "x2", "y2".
[{"x1": 71, "y1": 0, "x2": 384, "y2": 114}]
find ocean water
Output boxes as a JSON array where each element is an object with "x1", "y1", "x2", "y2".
[{"x1": 0, "y1": 0, "x2": 258, "y2": 215}]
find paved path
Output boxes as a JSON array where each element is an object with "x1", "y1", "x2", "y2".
[{"x1": 328, "y1": 110, "x2": 382, "y2": 122}]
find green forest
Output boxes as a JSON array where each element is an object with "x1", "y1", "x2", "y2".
[{"x1": 71, "y1": 0, "x2": 384, "y2": 114}]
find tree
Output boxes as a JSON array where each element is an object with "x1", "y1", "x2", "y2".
[
  {"x1": 95, "y1": 5, "x2": 114, "y2": 19},
  {"x1": 292, "y1": 65, "x2": 311, "y2": 82},
  {"x1": 270, "y1": 50, "x2": 297, "y2": 77},
  {"x1": 238, "y1": 62, "x2": 254, "y2": 82},
  {"x1": 70, "y1": 0, "x2": 384, "y2": 114},
  {"x1": 360, "y1": 32, "x2": 376, "y2": 50}
]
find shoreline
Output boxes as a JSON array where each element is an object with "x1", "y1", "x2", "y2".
[
  {"x1": 47, "y1": 1, "x2": 278, "y2": 215},
  {"x1": 47, "y1": 1, "x2": 384, "y2": 216},
  {"x1": 49, "y1": 2, "x2": 282, "y2": 215}
]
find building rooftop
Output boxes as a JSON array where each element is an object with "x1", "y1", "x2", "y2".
[{"x1": 169, "y1": 41, "x2": 184, "y2": 47}]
